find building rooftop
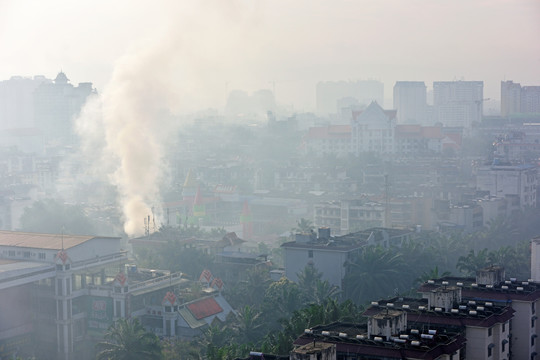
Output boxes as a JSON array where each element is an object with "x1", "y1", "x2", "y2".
[
  {"x1": 364, "y1": 296, "x2": 514, "y2": 328},
  {"x1": 296, "y1": 321, "x2": 465, "y2": 359},
  {"x1": 0, "y1": 230, "x2": 119, "y2": 250},
  {"x1": 418, "y1": 276, "x2": 540, "y2": 302},
  {"x1": 186, "y1": 296, "x2": 223, "y2": 320}
]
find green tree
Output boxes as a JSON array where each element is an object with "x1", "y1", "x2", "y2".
[
  {"x1": 96, "y1": 318, "x2": 162, "y2": 360},
  {"x1": 311, "y1": 279, "x2": 341, "y2": 305},
  {"x1": 293, "y1": 218, "x2": 314, "y2": 233},
  {"x1": 262, "y1": 277, "x2": 304, "y2": 327},
  {"x1": 456, "y1": 249, "x2": 490, "y2": 276},
  {"x1": 343, "y1": 246, "x2": 408, "y2": 304},
  {"x1": 296, "y1": 265, "x2": 323, "y2": 300},
  {"x1": 261, "y1": 299, "x2": 363, "y2": 355},
  {"x1": 20, "y1": 199, "x2": 96, "y2": 235},
  {"x1": 233, "y1": 305, "x2": 265, "y2": 344},
  {"x1": 162, "y1": 339, "x2": 201, "y2": 360},
  {"x1": 415, "y1": 266, "x2": 452, "y2": 285}
]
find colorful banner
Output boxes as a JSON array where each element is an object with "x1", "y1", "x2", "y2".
[{"x1": 87, "y1": 297, "x2": 113, "y2": 334}]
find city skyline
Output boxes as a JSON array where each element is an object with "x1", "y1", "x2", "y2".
[{"x1": 1, "y1": 0, "x2": 539, "y2": 111}]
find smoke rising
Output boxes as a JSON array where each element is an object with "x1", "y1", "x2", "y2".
[{"x1": 74, "y1": 1, "x2": 265, "y2": 236}]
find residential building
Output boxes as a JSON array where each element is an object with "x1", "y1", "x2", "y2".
[
  {"x1": 475, "y1": 162, "x2": 538, "y2": 209},
  {"x1": 433, "y1": 81, "x2": 484, "y2": 128},
  {"x1": 33, "y1": 72, "x2": 96, "y2": 146},
  {"x1": 350, "y1": 101, "x2": 396, "y2": 155},
  {"x1": 0, "y1": 75, "x2": 48, "y2": 130},
  {"x1": 418, "y1": 266, "x2": 540, "y2": 360},
  {"x1": 393, "y1": 81, "x2": 427, "y2": 124},
  {"x1": 281, "y1": 228, "x2": 364, "y2": 290},
  {"x1": 281, "y1": 227, "x2": 412, "y2": 290},
  {"x1": 501, "y1": 80, "x2": 523, "y2": 116},
  {"x1": 363, "y1": 294, "x2": 512, "y2": 360},
  {"x1": 501, "y1": 80, "x2": 540, "y2": 116},
  {"x1": 293, "y1": 321, "x2": 465, "y2": 360},
  {"x1": 303, "y1": 125, "x2": 351, "y2": 157},
  {"x1": 314, "y1": 200, "x2": 385, "y2": 235}
]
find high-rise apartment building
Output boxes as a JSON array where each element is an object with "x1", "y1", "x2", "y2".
[
  {"x1": 501, "y1": 80, "x2": 540, "y2": 116},
  {"x1": 0, "y1": 76, "x2": 49, "y2": 130},
  {"x1": 393, "y1": 81, "x2": 427, "y2": 124},
  {"x1": 33, "y1": 72, "x2": 95, "y2": 146},
  {"x1": 501, "y1": 80, "x2": 522, "y2": 116},
  {"x1": 433, "y1": 81, "x2": 483, "y2": 128}
]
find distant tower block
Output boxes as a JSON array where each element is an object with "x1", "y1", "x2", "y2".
[
  {"x1": 240, "y1": 200, "x2": 253, "y2": 240},
  {"x1": 532, "y1": 237, "x2": 540, "y2": 281}
]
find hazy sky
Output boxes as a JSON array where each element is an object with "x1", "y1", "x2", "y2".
[{"x1": 1, "y1": 0, "x2": 539, "y2": 111}]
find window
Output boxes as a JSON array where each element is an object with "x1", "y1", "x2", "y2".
[
  {"x1": 502, "y1": 340, "x2": 506, "y2": 352},
  {"x1": 8, "y1": 250, "x2": 15, "y2": 257},
  {"x1": 39, "y1": 252, "x2": 46, "y2": 260},
  {"x1": 533, "y1": 302, "x2": 536, "y2": 315},
  {"x1": 488, "y1": 343, "x2": 495, "y2": 357},
  {"x1": 308, "y1": 250, "x2": 313, "y2": 258},
  {"x1": 488, "y1": 327, "x2": 493, "y2": 336},
  {"x1": 23, "y1": 251, "x2": 30, "y2": 258},
  {"x1": 502, "y1": 322, "x2": 506, "y2": 333}
]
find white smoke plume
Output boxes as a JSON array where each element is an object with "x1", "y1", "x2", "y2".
[{"x1": 74, "y1": 1, "x2": 266, "y2": 236}]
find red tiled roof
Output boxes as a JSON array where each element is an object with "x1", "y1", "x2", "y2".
[
  {"x1": 187, "y1": 297, "x2": 223, "y2": 320},
  {"x1": 421, "y1": 126, "x2": 443, "y2": 139},
  {"x1": 395, "y1": 125, "x2": 422, "y2": 139}
]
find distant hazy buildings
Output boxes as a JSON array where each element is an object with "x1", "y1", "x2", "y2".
[
  {"x1": 351, "y1": 101, "x2": 396, "y2": 155},
  {"x1": 0, "y1": 75, "x2": 49, "y2": 130},
  {"x1": 476, "y1": 163, "x2": 537, "y2": 210},
  {"x1": 393, "y1": 81, "x2": 427, "y2": 124},
  {"x1": 0, "y1": 72, "x2": 96, "y2": 150},
  {"x1": 33, "y1": 72, "x2": 95, "y2": 146},
  {"x1": 433, "y1": 81, "x2": 484, "y2": 128},
  {"x1": 314, "y1": 200, "x2": 385, "y2": 235},
  {"x1": 501, "y1": 80, "x2": 540, "y2": 116},
  {"x1": 316, "y1": 80, "x2": 384, "y2": 115},
  {"x1": 304, "y1": 125, "x2": 351, "y2": 157},
  {"x1": 225, "y1": 89, "x2": 276, "y2": 120}
]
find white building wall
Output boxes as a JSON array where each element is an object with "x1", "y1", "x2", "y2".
[
  {"x1": 68, "y1": 238, "x2": 125, "y2": 262},
  {"x1": 476, "y1": 165, "x2": 537, "y2": 209},
  {"x1": 465, "y1": 326, "x2": 490, "y2": 359},
  {"x1": 511, "y1": 300, "x2": 536, "y2": 360},
  {"x1": 284, "y1": 247, "x2": 349, "y2": 289}
]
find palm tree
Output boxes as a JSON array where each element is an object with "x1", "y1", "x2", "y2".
[
  {"x1": 415, "y1": 266, "x2": 452, "y2": 285},
  {"x1": 343, "y1": 245, "x2": 407, "y2": 305},
  {"x1": 297, "y1": 265, "x2": 323, "y2": 301},
  {"x1": 233, "y1": 305, "x2": 264, "y2": 344},
  {"x1": 96, "y1": 318, "x2": 162, "y2": 360},
  {"x1": 456, "y1": 249, "x2": 490, "y2": 276},
  {"x1": 293, "y1": 218, "x2": 314, "y2": 234},
  {"x1": 311, "y1": 279, "x2": 341, "y2": 305}
]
